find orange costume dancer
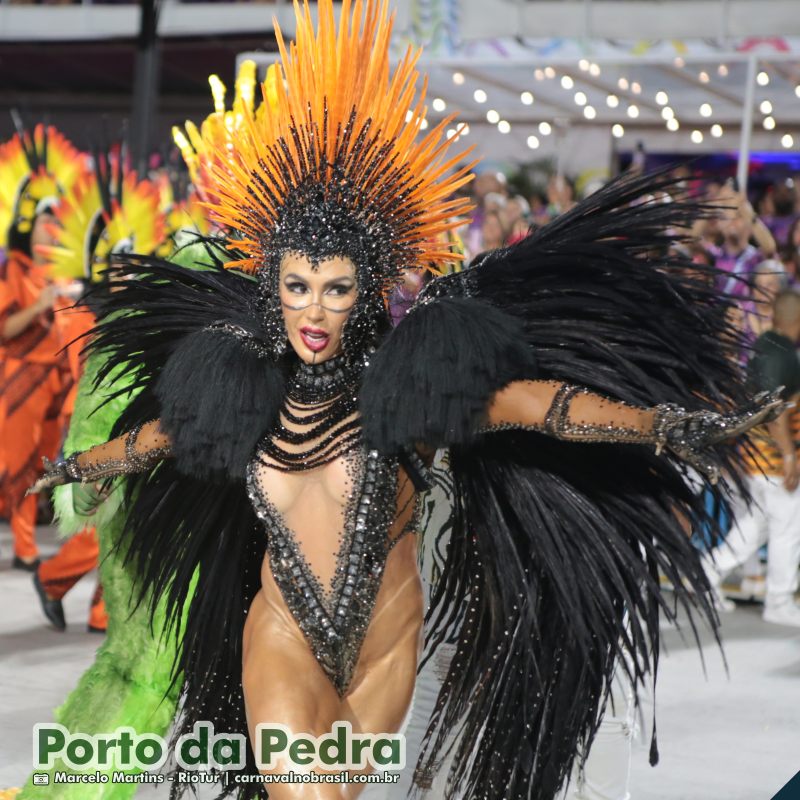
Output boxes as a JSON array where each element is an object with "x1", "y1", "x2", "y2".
[{"x1": 0, "y1": 125, "x2": 86, "y2": 569}]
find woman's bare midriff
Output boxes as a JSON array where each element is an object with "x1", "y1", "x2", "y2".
[{"x1": 241, "y1": 460, "x2": 424, "y2": 799}]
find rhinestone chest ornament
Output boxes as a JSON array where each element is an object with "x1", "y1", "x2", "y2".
[{"x1": 245, "y1": 355, "x2": 399, "y2": 696}]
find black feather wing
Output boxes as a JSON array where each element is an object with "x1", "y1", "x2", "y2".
[{"x1": 361, "y1": 171, "x2": 749, "y2": 799}]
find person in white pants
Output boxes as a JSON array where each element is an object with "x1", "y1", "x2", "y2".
[{"x1": 705, "y1": 289, "x2": 800, "y2": 626}]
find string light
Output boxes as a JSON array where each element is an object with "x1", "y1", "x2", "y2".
[
  {"x1": 473, "y1": 89, "x2": 487, "y2": 103},
  {"x1": 674, "y1": 56, "x2": 685, "y2": 68},
  {"x1": 432, "y1": 98, "x2": 446, "y2": 112},
  {"x1": 795, "y1": 85, "x2": 800, "y2": 98},
  {"x1": 544, "y1": 66, "x2": 556, "y2": 79},
  {"x1": 486, "y1": 109, "x2": 500, "y2": 123},
  {"x1": 606, "y1": 94, "x2": 620, "y2": 108},
  {"x1": 578, "y1": 59, "x2": 590, "y2": 72},
  {"x1": 452, "y1": 72, "x2": 465, "y2": 85},
  {"x1": 655, "y1": 91, "x2": 669, "y2": 105},
  {"x1": 667, "y1": 118, "x2": 680, "y2": 131},
  {"x1": 446, "y1": 129, "x2": 457, "y2": 140},
  {"x1": 698, "y1": 71, "x2": 710, "y2": 83},
  {"x1": 521, "y1": 91, "x2": 534, "y2": 105},
  {"x1": 420, "y1": 119, "x2": 429, "y2": 130},
  {"x1": 631, "y1": 81, "x2": 642, "y2": 94},
  {"x1": 539, "y1": 121, "x2": 552, "y2": 135},
  {"x1": 782, "y1": 133, "x2": 794, "y2": 149},
  {"x1": 627, "y1": 104, "x2": 640, "y2": 118},
  {"x1": 574, "y1": 91, "x2": 588, "y2": 106},
  {"x1": 527, "y1": 134, "x2": 540, "y2": 149},
  {"x1": 497, "y1": 120, "x2": 511, "y2": 134},
  {"x1": 612, "y1": 124, "x2": 625, "y2": 138},
  {"x1": 757, "y1": 71, "x2": 770, "y2": 86},
  {"x1": 534, "y1": 69, "x2": 545, "y2": 81},
  {"x1": 618, "y1": 77, "x2": 629, "y2": 90},
  {"x1": 583, "y1": 105, "x2": 597, "y2": 120},
  {"x1": 561, "y1": 75, "x2": 574, "y2": 89},
  {"x1": 718, "y1": 64, "x2": 729, "y2": 77},
  {"x1": 760, "y1": 100, "x2": 773, "y2": 115},
  {"x1": 763, "y1": 116, "x2": 776, "y2": 130},
  {"x1": 700, "y1": 103, "x2": 713, "y2": 117},
  {"x1": 459, "y1": 123, "x2": 470, "y2": 136},
  {"x1": 691, "y1": 129, "x2": 704, "y2": 144},
  {"x1": 661, "y1": 106, "x2": 675, "y2": 120},
  {"x1": 711, "y1": 124, "x2": 723, "y2": 137},
  {"x1": 589, "y1": 63, "x2": 601, "y2": 77}
]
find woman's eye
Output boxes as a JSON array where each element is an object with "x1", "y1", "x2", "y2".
[
  {"x1": 329, "y1": 284, "x2": 351, "y2": 295},
  {"x1": 287, "y1": 282, "x2": 307, "y2": 294}
]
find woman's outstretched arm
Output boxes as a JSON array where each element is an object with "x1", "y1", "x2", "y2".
[
  {"x1": 486, "y1": 379, "x2": 785, "y2": 480},
  {"x1": 28, "y1": 420, "x2": 172, "y2": 494}
]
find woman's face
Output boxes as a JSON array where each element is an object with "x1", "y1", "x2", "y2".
[{"x1": 279, "y1": 252, "x2": 358, "y2": 364}]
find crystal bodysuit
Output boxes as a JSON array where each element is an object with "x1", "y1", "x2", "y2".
[{"x1": 246, "y1": 356, "x2": 420, "y2": 696}]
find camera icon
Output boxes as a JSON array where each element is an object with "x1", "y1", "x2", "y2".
[{"x1": 32, "y1": 774, "x2": 50, "y2": 785}]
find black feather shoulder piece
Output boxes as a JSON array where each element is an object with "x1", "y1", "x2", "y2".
[
  {"x1": 86, "y1": 244, "x2": 284, "y2": 479},
  {"x1": 360, "y1": 294, "x2": 538, "y2": 452}
]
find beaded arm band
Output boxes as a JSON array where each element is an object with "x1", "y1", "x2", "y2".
[{"x1": 28, "y1": 422, "x2": 172, "y2": 495}]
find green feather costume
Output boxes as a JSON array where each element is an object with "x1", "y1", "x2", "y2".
[{"x1": 15, "y1": 239, "x2": 212, "y2": 800}]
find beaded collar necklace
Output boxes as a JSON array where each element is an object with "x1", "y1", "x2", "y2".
[{"x1": 259, "y1": 353, "x2": 365, "y2": 471}]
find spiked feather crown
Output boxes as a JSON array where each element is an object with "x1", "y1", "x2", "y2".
[
  {"x1": 0, "y1": 124, "x2": 86, "y2": 249},
  {"x1": 185, "y1": 0, "x2": 475, "y2": 300}
]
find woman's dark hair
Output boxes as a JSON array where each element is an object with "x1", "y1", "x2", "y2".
[{"x1": 6, "y1": 224, "x2": 32, "y2": 258}]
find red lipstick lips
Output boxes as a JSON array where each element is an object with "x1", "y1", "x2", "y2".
[{"x1": 300, "y1": 326, "x2": 330, "y2": 352}]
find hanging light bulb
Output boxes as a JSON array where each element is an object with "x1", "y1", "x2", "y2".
[
  {"x1": 534, "y1": 69, "x2": 545, "y2": 81},
  {"x1": 452, "y1": 72, "x2": 465, "y2": 85},
  {"x1": 612, "y1": 124, "x2": 625, "y2": 138},
  {"x1": 661, "y1": 106, "x2": 675, "y2": 120},
  {"x1": 574, "y1": 91, "x2": 588, "y2": 106},
  {"x1": 589, "y1": 63, "x2": 601, "y2": 77},
  {"x1": 757, "y1": 70, "x2": 770, "y2": 86},
  {"x1": 498, "y1": 120, "x2": 511, "y2": 134},
  {"x1": 760, "y1": 100, "x2": 773, "y2": 115},
  {"x1": 627, "y1": 104, "x2": 640, "y2": 118},
  {"x1": 698, "y1": 71, "x2": 710, "y2": 83},
  {"x1": 655, "y1": 91, "x2": 669, "y2": 106},
  {"x1": 521, "y1": 91, "x2": 534, "y2": 105},
  {"x1": 631, "y1": 81, "x2": 642, "y2": 94},
  {"x1": 700, "y1": 103, "x2": 713, "y2": 117},
  {"x1": 691, "y1": 129, "x2": 704, "y2": 144},
  {"x1": 718, "y1": 64, "x2": 729, "y2": 77},
  {"x1": 711, "y1": 124, "x2": 723, "y2": 137},
  {"x1": 763, "y1": 116, "x2": 776, "y2": 130},
  {"x1": 583, "y1": 105, "x2": 597, "y2": 120},
  {"x1": 561, "y1": 75, "x2": 574, "y2": 89},
  {"x1": 486, "y1": 109, "x2": 500, "y2": 124},
  {"x1": 539, "y1": 121, "x2": 552, "y2": 135},
  {"x1": 782, "y1": 133, "x2": 794, "y2": 149},
  {"x1": 667, "y1": 117, "x2": 680, "y2": 131},
  {"x1": 578, "y1": 59, "x2": 590, "y2": 72},
  {"x1": 618, "y1": 77, "x2": 629, "y2": 90},
  {"x1": 473, "y1": 89, "x2": 487, "y2": 103},
  {"x1": 544, "y1": 66, "x2": 556, "y2": 79},
  {"x1": 432, "y1": 98, "x2": 447, "y2": 112},
  {"x1": 606, "y1": 94, "x2": 620, "y2": 108},
  {"x1": 527, "y1": 134, "x2": 540, "y2": 149}
]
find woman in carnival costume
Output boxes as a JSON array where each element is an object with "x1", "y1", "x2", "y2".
[
  {"x1": 0, "y1": 124, "x2": 86, "y2": 569},
  {"x1": 19, "y1": 151, "x2": 174, "y2": 798},
  {"x1": 32, "y1": 1, "x2": 783, "y2": 797}
]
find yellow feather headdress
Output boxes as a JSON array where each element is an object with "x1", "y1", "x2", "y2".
[
  {"x1": 40, "y1": 156, "x2": 166, "y2": 282},
  {"x1": 182, "y1": 0, "x2": 475, "y2": 291},
  {"x1": 0, "y1": 124, "x2": 86, "y2": 250},
  {"x1": 172, "y1": 58, "x2": 273, "y2": 206}
]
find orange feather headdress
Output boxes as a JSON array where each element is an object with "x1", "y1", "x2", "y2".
[
  {"x1": 194, "y1": 0, "x2": 475, "y2": 291},
  {"x1": 0, "y1": 124, "x2": 86, "y2": 250}
]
